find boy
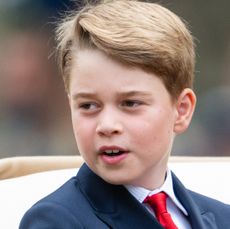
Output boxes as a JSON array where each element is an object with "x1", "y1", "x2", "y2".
[{"x1": 20, "y1": 1, "x2": 230, "y2": 228}]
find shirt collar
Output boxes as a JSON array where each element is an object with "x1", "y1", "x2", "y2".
[{"x1": 124, "y1": 169, "x2": 188, "y2": 216}]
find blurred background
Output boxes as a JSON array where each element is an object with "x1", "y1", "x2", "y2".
[{"x1": 0, "y1": 0, "x2": 229, "y2": 158}]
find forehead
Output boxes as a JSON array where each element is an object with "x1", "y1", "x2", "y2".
[
  {"x1": 69, "y1": 49, "x2": 172, "y2": 102},
  {"x1": 72, "y1": 48, "x2": 130, "y2": 75},
  {"x1": 71, "y1": 49, "x2": 159, "y2": 84}
]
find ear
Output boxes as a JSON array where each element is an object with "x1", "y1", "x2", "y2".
[{"x1": 173, "y1": 88, "x2": 196, "y2": 134}]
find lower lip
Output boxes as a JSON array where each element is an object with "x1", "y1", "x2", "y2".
[{"x1": 100, "y1": 152, "x2": 128, "y2": 165}]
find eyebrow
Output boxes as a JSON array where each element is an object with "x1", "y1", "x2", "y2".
[
  {"x1": 117, "y1": 91, "x2": 151, "y2": 97},
  {"x1": 72, "y1": 92, "x2": 96, "y2": 101},
  {"x1": 72, "y1": 90, "x2": 152, "y2": 101}
]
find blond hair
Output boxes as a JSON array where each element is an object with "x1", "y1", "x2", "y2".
[{"x1": 56, "y1": 0, "x2": 195, "y2": 99}]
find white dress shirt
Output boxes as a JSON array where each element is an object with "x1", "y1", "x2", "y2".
[{"x1": 125, "y1": 169, "x2": 192, "y2": 229}]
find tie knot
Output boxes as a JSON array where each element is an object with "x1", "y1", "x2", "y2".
[
  {"x1": 144, "y1": 192, "x2": 168, "y2": 215},
  {"x1": 144, "y1": 192, "x2": 178, "y2": 229}
]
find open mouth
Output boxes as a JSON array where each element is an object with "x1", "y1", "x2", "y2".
[
  {"x1": 102, "y1": 149, "x2": 126, "y2": 156},
  {"x1": 98, "y1": 146, "x2": 129, "y2": 164}
]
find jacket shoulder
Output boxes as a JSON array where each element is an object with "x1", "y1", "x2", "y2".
[
  {"x1": 19, "y1": 199, "x2": 84, "y2": 229},
  {"x1": 20, "y1": 176, "x2": 108, "y2": 228},
  {"x1": 19, "y1": 177, "x2": 85, "y2": 228},
  {"x1": 189, "y1": 189, "x2": 230, "y2": 227},
  {"x1": 189, "y1": 190, "x2": 230, "y2": 211}
]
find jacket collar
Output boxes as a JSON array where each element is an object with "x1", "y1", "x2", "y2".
[
  {"x1": 77, "y1": 163, "x2": 164, "y2": 229},
  {"x1": 77, "y1": 164, "x2": 218, "y2": 229},
  {"x1": 172, "y1": 172, "x2": 218, "y2": 229}
]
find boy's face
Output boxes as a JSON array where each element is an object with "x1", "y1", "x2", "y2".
[{"x1": 69, "y1": 49, "x2": 184, "y2": 189}]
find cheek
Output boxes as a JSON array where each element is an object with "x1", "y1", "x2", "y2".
[
  {"x1": 72, "y1": 117, "x2": 99, "y2": 152},
  {"x1": 128, "y1": 110, "x2": 174, "y2": 149},
  {"x1": 71, "y1": 116, "x2": 92, "y2": 146}
]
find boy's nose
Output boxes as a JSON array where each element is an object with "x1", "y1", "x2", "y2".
[{"x1": 96, "y1": 110, "x2": 123, "y2": 137}]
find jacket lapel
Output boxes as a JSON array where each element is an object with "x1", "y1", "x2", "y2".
[
  {"x1": 77, "y1": 164, "x2": 218, "y2": 229},
  {"x1": 172, "y1": 172, "x2": 218, "y2": 229},
  {"x1": 77, "y1": 164, "x2": 164, "y2": 229}
]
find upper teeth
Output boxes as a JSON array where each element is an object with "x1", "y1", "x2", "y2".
[{"x1": 105, "y1": 150, "x2": 120, "y2": 154}]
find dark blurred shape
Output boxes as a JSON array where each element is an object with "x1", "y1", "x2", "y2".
[
  {"x1": 1, "y1": 32, "x2": 53, "y2": 112},
  {"x1": 0, "y1": 31, "x2": 76, "y2": 158},
  {"x1": 0, "y1": 0, "x2": 75, "y2": 28},
  {"x1": 0, "y1": 0, "x2": 78, "y2": 158},
  {"x1": 197, "y1": 86, "x2": 230, "y2": 156}
]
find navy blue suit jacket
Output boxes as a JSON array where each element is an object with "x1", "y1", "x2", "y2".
[{"x1": 20, "y1": 163, "x2": 230, "y2": 229}]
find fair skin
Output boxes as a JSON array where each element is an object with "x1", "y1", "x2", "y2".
[{"x1": 69, "y1": 49, "x2": 196, "y2": 190}]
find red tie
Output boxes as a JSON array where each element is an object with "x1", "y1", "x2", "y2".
[{"x1": 144, "y1": 192, "x2": 178, "y2": 229}]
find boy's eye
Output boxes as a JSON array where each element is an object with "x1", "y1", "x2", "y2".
[
  {"x1": 121, "y1": 100, "x2": 142, "y2": 108},
  {"x1": 79, "y1": 102, "x2": 98, "y2": 110}
]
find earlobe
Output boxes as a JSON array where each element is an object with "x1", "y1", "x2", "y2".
[{"x1": 173, "y1": 88, "x2": 196, "y2": 134}]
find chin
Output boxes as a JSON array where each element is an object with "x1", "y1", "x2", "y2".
[
  {"x1": 100, "y1": 173, "x2": 133, "y2": 186},
  {"x1": 90, "y1": 164, "x2": 135, "y2": 186}
]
